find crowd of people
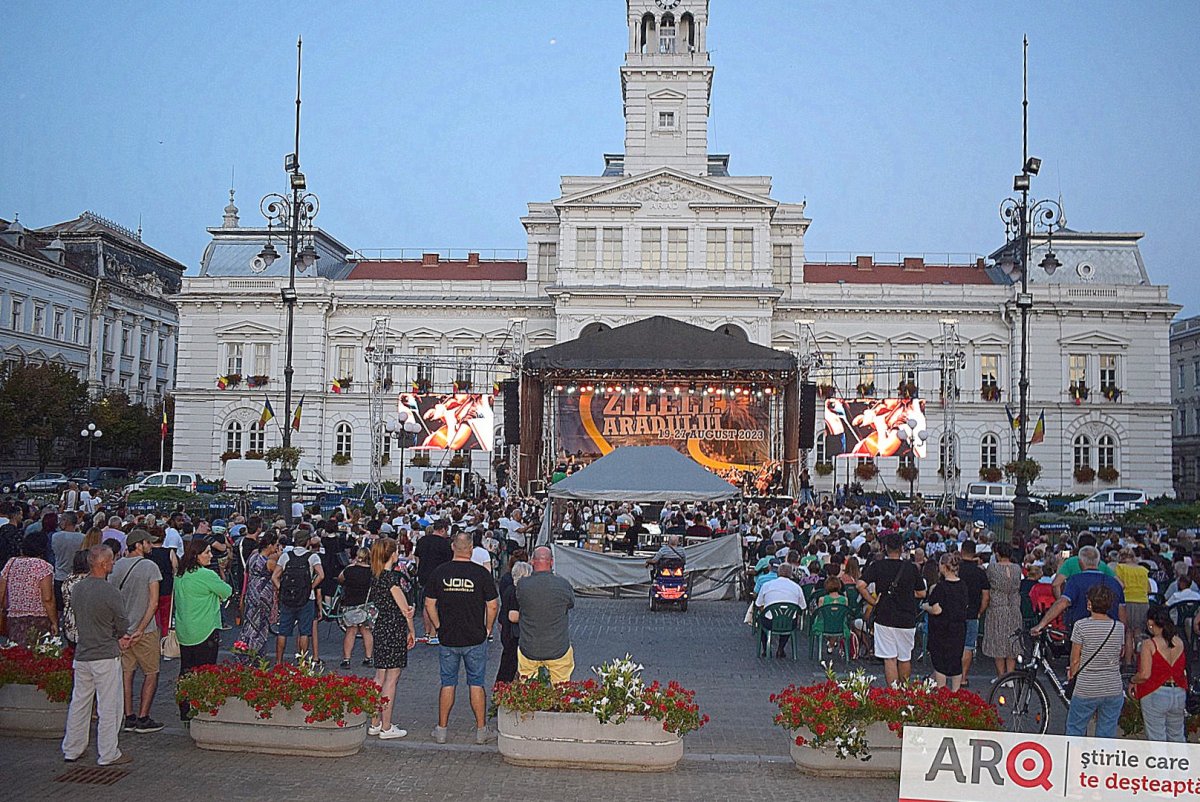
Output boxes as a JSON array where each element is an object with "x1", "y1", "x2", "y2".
[{"x1": 0, "y1": 489, "x2": 581, "y2": 765}]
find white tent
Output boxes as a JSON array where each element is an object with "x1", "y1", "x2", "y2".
[{"x1": 538, "y1": 446, "x2": 743, "y2": 600}]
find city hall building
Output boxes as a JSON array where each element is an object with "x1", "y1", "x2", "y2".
[{"x1": 172, "y1": 1, "x2": 1178, "y2": 498}]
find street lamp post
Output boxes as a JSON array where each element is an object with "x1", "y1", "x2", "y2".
[
  {"x1": 252, "y1": 37, "x2": 320, "y2": 525},
  {"x1": 998, "y1": 39, "x2": 1062, "y2": 539},
  {"x1": 385, "y1": 411, "x2": 422, "y2": 490},
  {"x1": 80, "y1": 422, "x2": 102, "y2": 469}
]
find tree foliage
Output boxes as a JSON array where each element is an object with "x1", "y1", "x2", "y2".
[{"x1": 0, "y1": 363, "x2": 89, "y2": 470}]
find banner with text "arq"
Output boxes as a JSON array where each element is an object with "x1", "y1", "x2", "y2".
[{"x1": 900, "y1": 726, "x2": 1200, "y2": 801}]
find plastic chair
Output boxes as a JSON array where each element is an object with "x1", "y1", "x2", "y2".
[
  {"x1": 809, "y1": 601, "x2": 852, "y2": 661},
  {"x1": 756, "y1": 602, "x2": 803, "y2": 659},
  {"x1": 800, "y1": 584, "x2": 824, "y2": 631},
  {"x1": 842, "y1": 586, "x2": 862, "y2": 618},
  {"x1": 1170, "y1": 601, "x2": 1200, "y2": 661}
]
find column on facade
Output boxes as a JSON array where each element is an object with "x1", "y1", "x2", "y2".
[
  {"x1": 130, "y1": 314, "x2": 144, "y2": 402},
  {"x1": 162, "y1": 323, "x2": 176, "y2": 389},
  {"x1": 150, "y1": 320, "x2": 162, "y2": 397},
  {"x1": 111, "y1": 310, "x2": 125, "y2": 391},
  {"x1": 87, "y1": 308, "x2": 104, "y2": 392}
]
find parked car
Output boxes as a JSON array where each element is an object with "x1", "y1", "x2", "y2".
[
  {"x1": 1065, "y1": 489, "x2": 1148, "y2": 516},
  {"x1": 0, "y1": 471, "x2": 16, "y2": 494},
  {"x1": 16, "y1": 472, "x2": 70, "y2": 493},
  {"x1": 67, "y1": 466, "x2": 131, "y2": 488},
  {"x1": 124, "y1": 471, "x2": 200, "y2": 495},
  {"x1": 962, "y1": 481, "x2": 1047, "y2": 513}
]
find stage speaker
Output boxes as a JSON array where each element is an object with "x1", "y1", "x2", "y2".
[
  {"x1": 799, "y1": 381, "x2": 817, "y2": 449},
  {"x1": 501, "y1": 378, "x2": 520, "y2": 445}
]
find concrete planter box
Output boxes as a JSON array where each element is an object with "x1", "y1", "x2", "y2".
[
  {"x1": 0, "y1": 683, "x2": 69, "y2": 739},
  {"x1": 497, "y1": 709, "x2": 683, "y2": 772},
  {"x1": 790, "y1": 722, "x2": 902, "y2": 778},
  {"x1": 188, "y1": 698, "x2": 368, "y2": 757}
]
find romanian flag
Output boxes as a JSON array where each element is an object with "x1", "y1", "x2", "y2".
[
  {"x1": 411, "y1": 379, "x2": 420, "y2": 393},
  {"x1": 1029, "y1": 410, "x2": 1046, "y2": 446},
  {"x1": 161, "y1": 407, "x2": 168, "y2": 439},
  {"x1": 217, "y1": 375, "x2": 228, "y2": 390},
  {"x1": 291, "y1": 394, "x2": 305, "y2": 431},
  {"x1": 259, "y1": 397, "x2": 275, "y2": 427},
  {"x1": 331, "y1": 378, "x2": 343, "y2": 394},
  {"x1": 1004, "y1": 404, "x2": 1021, "y2": 430},
  {"x1": 492, "y1": 381, "x2": 500, "y2": 397}
]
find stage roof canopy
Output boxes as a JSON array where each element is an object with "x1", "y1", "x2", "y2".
[
  {"x1": 522, "y1": 315, "x2": 797, "y2": 373},
  {"x1": 548, "y1": 445, "x2": 741, "y2": 502}
]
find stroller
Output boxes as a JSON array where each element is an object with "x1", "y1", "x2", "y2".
[{"x1": 650, "y1": 557, "x2": 690, "y2": 612}]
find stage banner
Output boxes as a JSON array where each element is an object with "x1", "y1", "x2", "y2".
[
  {"x1": 899, "y1": 725, "x2": 1200, "y2": 801},
  {"x1": 398, "y1": 392, "x2": 494, "y2": 451},
  {"x1": 822, "y1": 396, "x2": 929, "y2": 459},
  {"x1": 554, "y1": 391, "x2": 769, "y2": 470}
]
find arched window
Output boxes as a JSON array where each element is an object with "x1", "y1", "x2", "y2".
[
  {"x1": 1073, "y1": 434, "x2": 1092, "y2": 470},
  {"x1": 248, "y1": 421, "x2": 265, "y2": 453},
  {"x1": 224, "y1": 420, "x2": 242, "y2": 453},
  {"x1": 659, "y1": 12, "x2": 676, "y2": 53},
  {"x1": 716, "y1": 323, "x2": 748, "y2": 340},
  {"x1": 814, "y1": 430, "x2": 827, "y2": 464},
  {"x1": 639, "y1": 12, "x2": 656, "y2": 53},
  {"x1": 980, "y1": 433, "x2": 999, "y2": 470},
  {"x1": 679, "y1": 12, "x2": 695, "y2": 51},
  {"x1": 579, "y1": 322, "x2": 610, "y2": 338},
  {"x1": 335, "y1": 422, "x2": 353, "y2": 457},
  {"x1": 1097, "y1": 434, "x2": 1116, "y2": 470}
]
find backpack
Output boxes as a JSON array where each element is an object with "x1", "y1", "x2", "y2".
[
  {"x1": 0, "y1": 523, "x2": 19, "y2": 570},
  {"x1": 278, "y1": 551, "x2": 313, "y2": 609}
]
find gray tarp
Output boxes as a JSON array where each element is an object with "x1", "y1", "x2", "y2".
[
  {"x1": 551, "y1": 535, "x2": 742, "y2": 600},
  {"x1": 547, "y1": 445, "x2": 740, "y2": 503}
]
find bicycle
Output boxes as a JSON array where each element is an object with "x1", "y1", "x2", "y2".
[
  {"x1": 987, "y1": 627, "x2": 1071, "y2": 734},
  {"x1": 320, "y1": 585, "x2": 349, "y2": 633}
]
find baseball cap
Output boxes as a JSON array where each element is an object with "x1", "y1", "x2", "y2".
[
  {"x1": 212, "y1": 519, "x2": 228, "y2": 534},
  {"x1": 126, "y1": 529, "x2": 152, "y2": 548}
]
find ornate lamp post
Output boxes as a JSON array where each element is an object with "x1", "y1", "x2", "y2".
[
  {"x1": 997, "y1": 39, "x2": 1062, "y2": 539},
  {"x1": 80, "y1": 422, "x2": 102, "y2": 469},
  {"x1": 252, "y1": 37, "x2": 320, "y2": 524},
  {"x1": 385, "y1": 410, "x2": 422, "y2": 484}
]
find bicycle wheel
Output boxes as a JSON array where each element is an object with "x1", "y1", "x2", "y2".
[{"x1": 989, "y1": 672, "x2": 1050, "y2": 734}]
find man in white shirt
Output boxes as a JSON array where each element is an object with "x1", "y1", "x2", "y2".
[
  {"x1": 162, "y1": 513, "x2": 185, "y2": 557},
  {"x1": 754, "y1": 563, "x2": 806, "y2": 658}
]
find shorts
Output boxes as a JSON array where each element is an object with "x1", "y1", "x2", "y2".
[
  {"x1": 277, "y1": 602, "x2": 316, "y2": 637},
  {"x1": 438, "y1": 641, "x2": 488, "y2": 688},
  {"x1": 120, "y1": 629, "x2": 161, "y2": 675},
  {"x1": 964, "y1": 619, "x2": 980, "y2": 652},
  {"x1": 874, "y1": 624, "x2": 915, "y2": 662},
  {"x1": 518, "y1": 646, "x2": 575, "y2": 684}
]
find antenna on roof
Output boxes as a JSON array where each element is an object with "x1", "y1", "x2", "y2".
[{"x1": 137, "y1": 214, "x2": 143, "y2": 241}]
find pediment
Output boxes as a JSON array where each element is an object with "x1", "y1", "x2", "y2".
[
  {"x1": 890, "y1": 333, "x2": 928, "y2": 347},
  {"x1": 215, "y1": 320, "x2": 281, "y2": 338},
  {"x1": 556, "y1": 168, "x2": 776, "y2": 209},
  {"x1": 647, "y1": 88, "x2": 687, "y2": 101},
  {"x1": 1058, "y1": 330, "x2": 1130, "y2": 349},
  {"x1": 328, "y1": 326, "x2": 367, "y2": 339},
  {"x1": 848, "y1": 332, "x2": 886, "y2": 347},
  {"x1": 971, "y1": 333, "x2": 1008, "y2": 347}
]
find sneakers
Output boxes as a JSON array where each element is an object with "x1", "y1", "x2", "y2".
[
  {"x1": 378, "y1": 726, "x2": 407, "y2": 740},
  {"x1": 431, "y1": 725, "x2": 448, "y2": 744},
  {"x1": 362, "y1": 657, "x2": 373, "y2": 667},
  {"x1": 133, "y1": 716, "x2": 164, "y2": 734},
  {"x1": 427, "y1": 636, "x2": 440, "y2": 646},
  {"x1": 475, "y1": 726, "x2": 497, "y2": 745},
  {"x1": 100, "y1": 753, "x2": 134, "y2": 766},
  {"x1": 340, "y1": 658, "x2": 351, "y2": 668},
  {"x1": 123, "y1": 715, "x2": 138, "y2": 732},
  {"x1": 368, "y1": 723, "x2": 383, "y2": 736}
]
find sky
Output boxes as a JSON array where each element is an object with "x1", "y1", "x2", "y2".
[{"x1": 3, "y1": 1, "x2": 1198, "y2": 313}]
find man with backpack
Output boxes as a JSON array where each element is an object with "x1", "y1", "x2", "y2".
[
  {"x1": 272, "y1": 532, "x2": 324, "y2": 664},
  {"x1": 856, "y1": 532, "x2": 927, "y2": 686}
]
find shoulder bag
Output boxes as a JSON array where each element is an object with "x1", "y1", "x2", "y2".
[
  {"x1": 1064, "y1": 620, "x2": 1116, "y2": 700},
  {"x1": 160, "y1": 594, "x2": 180, "y2": 659},
  {"x1": 342, "y1": 574, "x2": 380, "y2": 628}
]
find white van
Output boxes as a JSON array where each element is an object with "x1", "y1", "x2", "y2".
[
  {"x1": 963, "y1": 482, "x2": 1047, "y2": 513},
  {"x1": 125, "y1": 471, "x2": 200, "y2": 494},
  {"x1": 223, "y1": 459, "x2": 337, "y2": 495},
  {"x1": 1066, "y1": 489, "x2": 1148, "y2": 516}
]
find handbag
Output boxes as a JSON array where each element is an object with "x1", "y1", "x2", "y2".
[
  {"x1": 160, "y1": 596, "x2": 180, "y2": 659},
  {"x1": 342, "y1": 579, "x2": 379, "y2": 628},
  {"x1": 1064, "y1": 620, "x2": 1116, "y2": 700}
]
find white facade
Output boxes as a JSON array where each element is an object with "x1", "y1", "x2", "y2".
[{"x1": 173, "y1": 0, "x2": 1178, "y2": 497}]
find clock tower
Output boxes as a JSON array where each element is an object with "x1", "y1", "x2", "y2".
[{"x1": 621, "y1": 0, "x2": 712, "y2": 176}]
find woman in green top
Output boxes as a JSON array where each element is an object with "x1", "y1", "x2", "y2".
[{"x1": 174, "y1": 540, "x2": 232, "y2": 721}]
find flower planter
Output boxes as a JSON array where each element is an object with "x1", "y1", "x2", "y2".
[
  {"x1": 0, "y1": 683, "x2": 69, "y2": 739},
  {"x1": 497, "y1": 710, "x2": 683, "y2": 772},
  {"x1": 188, "y1": 698, "x2": 367, "y2": 757},
  {"x1": 790, "y1": 722, "x2": 901, "y2": 778}
]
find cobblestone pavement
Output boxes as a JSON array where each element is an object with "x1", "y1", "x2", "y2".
[{"x1": 0, "y1": 597, "x2": 933, "y2": 799}]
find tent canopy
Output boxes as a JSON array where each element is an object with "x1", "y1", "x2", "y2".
[
  {"x1": 548, "y1": 445, "x2": 740, "y2": 502},
  {"x1": 522, "y1": 315, "x2": 797, "y2": 373}
]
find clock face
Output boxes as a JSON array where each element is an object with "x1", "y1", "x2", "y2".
[{"x1": 655, "y1": 0, "x2": 680, "y2": 9}]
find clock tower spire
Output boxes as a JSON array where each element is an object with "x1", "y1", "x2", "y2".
[{"x1": 621, "y1": 0, "x2": 713, "y2": 176}]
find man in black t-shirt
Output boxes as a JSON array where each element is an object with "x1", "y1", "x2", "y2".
[
  {"x1": 424, "y1": 530, "x2": 499, "y2": 745},
  {"x1": 957, "y1": 540, "x2": 991, "y2": 683},
  {"x1": 415, "y1": 519, "x2": 454, "y2": 642},
  {"x1": 857, "y1": 532, "x2": 926, "y2": 685}
]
